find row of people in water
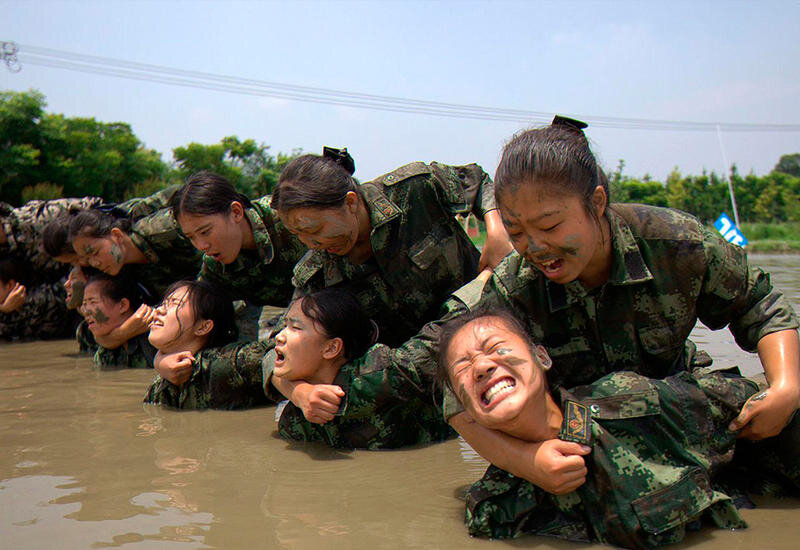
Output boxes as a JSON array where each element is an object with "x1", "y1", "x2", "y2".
[{"x1": 0, "y1": 117, "x2": 798, "y2": 548}]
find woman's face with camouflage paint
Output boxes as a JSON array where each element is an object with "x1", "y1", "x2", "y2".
[
  {"x1": 279, "y1": 192, "x2": 361, "y2": 256},
  {"x1": 72, "y1": 230, "x2": 126, "y2": 276},
  {"x1": 444, "y1": 316, "x2": 551, "y2": 430},
  {"x1": 82, "y1": 281, "x2": 131, "y2": 337},
  {"x1": 497, "y1": 182, "x2": 608, "y2": 286}
]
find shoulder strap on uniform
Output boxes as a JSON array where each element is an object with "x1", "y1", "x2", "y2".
[{"x1": 371, "y1": 161, "x2": 431, "y2": 186}]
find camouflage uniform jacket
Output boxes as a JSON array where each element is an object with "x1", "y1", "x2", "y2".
[
  {"x1": 262, "y1": 161, "x2": 495, "y2": 392},
  {"x1": 75, "y1": 318, "x2": 98, "y2": 354},
  {"x1": 0, "y1": 197, "x2": 103, "y2": 283},
  {"x1": 465, "y1": 368, "x2": 761, "y2": 549},
  {"x1": 143, "y1": 340, "x2": 272, "y2": 410},
  {"x1": 0, "y1": 281, "x2": 75, "y2": 340},
  {"x1": 127, "y1": 208, "x2": 203, "y2": 302},
  {"x1": 92, "y1": 332, "x2": 156, "y2": 369},
  {"x1": 198, "y1": 196, "x2": 306, "y2": 306},
  {"x1": 115, "y1": 184, "x2": 181, "y2": 221},
  {"x1": 277, "y1": 348, "x2": 457, "y2": 449}
]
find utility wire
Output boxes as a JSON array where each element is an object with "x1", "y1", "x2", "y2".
[{"x1": 11, "y1": 42, "x2": 800, "y2": 132}]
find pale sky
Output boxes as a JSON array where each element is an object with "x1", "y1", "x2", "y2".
[{"x1": 2, "y1": 0, "x2": 799, "y2": 184}]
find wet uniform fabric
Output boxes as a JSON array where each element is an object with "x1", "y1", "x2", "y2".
[
  {"x1": 125, "y1": 208, "x2": 203, "y2": 303},
  {"x1": 464, "y1": 368, "x2": 800, "y2": 549},
  {"x1": 0, "y1": 282, "x2": 75, "y2": 340},
  {"x1": 277, "y1": 348, "x2": 456, "y2": 449},
  {"x1": 92, "y1": 332, "x2": 156, "y2": 369},
  {"x1": 432, "y1": 203, "x2": 798, "y2": 417},
  {"x1": 262, "y1": 161, "x2": 497, "y2": 395},
  {"x1": 198, "y1": 196, "x2": 306, "y2": 307},
  {"x1": 143, "y1": 340, "x2": 271, "y2": 410}
]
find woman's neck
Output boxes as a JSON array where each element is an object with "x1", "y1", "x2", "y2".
[
  {"x1": 240, "y1": 211, "x2": 256, "y2": 251},
  {"x1": 119, "y1": 233, "x2": 148, "y2": 265},
  {"x1": 505, "y1": 393, "x2": 563, "y2": 442},
  {"x1": 345, "y1": 197, "x2": 374, "y2": 264},
  {"x1": 578, "y1": 216, "x2": 613, "y2": 290},
  {"x1": 307, "y1": 357, "x2": 347, "y2": 386}
]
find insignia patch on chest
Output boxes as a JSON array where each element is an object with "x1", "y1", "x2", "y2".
[
  {"x1": 373, "y1": 197, "x2": 399, "y2": 218},
  {"x1": 560, "y1": 400, "x2": 591, "y2": 445}
]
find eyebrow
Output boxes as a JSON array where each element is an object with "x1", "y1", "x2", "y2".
[{"x1": 185, "y1": 223, "x2": 213, "y2": 237}]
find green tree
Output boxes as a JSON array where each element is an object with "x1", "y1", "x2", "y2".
[
  {"x1": 172, "y1": 136, "x2": 301, "y2": 198},
  {"x1": 773, "y1": 153, "x2": 800, "y2": 178},
  {"x1": 0, "y1": 89, "x2": 47, "y2": 204}
]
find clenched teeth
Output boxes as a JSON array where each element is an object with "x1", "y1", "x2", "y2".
[{"x1": 482, "y1": 378, "x2": 516, "y2": 405}]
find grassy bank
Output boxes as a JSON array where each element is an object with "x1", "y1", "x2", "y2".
[{"x1": 740, "y1": 222, "x2": 800, "y2": 253}]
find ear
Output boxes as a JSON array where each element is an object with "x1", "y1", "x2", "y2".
[
  {"x1": 344, "y1": 191, "x2": 359, "y2": 214},
  {"x1": 321, "y1": 337, "x2": 344, "y2": 360},
  {"x1": 229, "y1": 201, "x2": 245, "y2": 223},
  {"x1": 110, "y1": 227, "x2": 126, "y2": 242},
  {"x1": 194, "y1": 319, "x2": 214, "y2": 337},
  {"x1": 591, "y1": 185, "x2": 608, "y2": 219},
  {"x1": 532, "y1": 344, "x2": 552, "y2": 371},
  {"x1": 118, "y1": 297, "x2": 131, "y2": 315}
]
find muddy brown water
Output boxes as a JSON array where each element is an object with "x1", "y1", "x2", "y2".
[{"x1": 2, "y1": 254, "x2": 799, "y2": 549}]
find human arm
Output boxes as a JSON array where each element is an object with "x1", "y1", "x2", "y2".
[
  {"x1": 478, "y1": 209, "x2": 513, "y2": 271},
  {"x1": 0, "y1": 282, "x2": 26, "y2": 313},
  {"x1": 451, "y1": 412, "x2": 590, "y2": 494},
  {"x1": 270, "y1": 373, "x2": 345, "y2": 424},
  {"x1": 154, "y1": 350, "x2": 196, "y2": 385},
  {"x1": 92, "y1": 304, "x2": 155, "y2": 349},
  {"x1": 729, "y1": 329, "x2": 800, "y2": 439}
]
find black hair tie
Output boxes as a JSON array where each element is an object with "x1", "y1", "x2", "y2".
[
  {"x1": 322, "y1": 146, "x2": 356, "y2": 175},
  {"x1": 551, "y1": 115, "x2": 588, "y2": 132}
]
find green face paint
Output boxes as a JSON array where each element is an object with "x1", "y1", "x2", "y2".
[
  {"x1": 110, "y1": 242, "x2": 124, "y2": 265},
  {"x1": 496, "y1": 348, "x2": 528, "y2": 367},
  {"x1": 67, "y1": 281, "x2": 86, "y2": 309},
  {"x1": 91, "y1": 307, "x2": 110, "y2": 324},
  {"x1": 457, "y1": 382, "x2": 470, "y2": 407}
]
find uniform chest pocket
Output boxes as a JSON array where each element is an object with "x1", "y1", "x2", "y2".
[
  {"x1": 408, "y1": 234, "x2": 441, "y2": 270},
  {"x1": 638, "y1": 324, "x2": 685, "y2": 356}
]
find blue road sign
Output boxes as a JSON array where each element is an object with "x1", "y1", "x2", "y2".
[{"x1": 714, "y1": 213, "x2": 747, "y2": 247}]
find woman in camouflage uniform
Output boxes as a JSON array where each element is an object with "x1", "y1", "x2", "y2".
[
  {"x1": 82, "y1": 273, "x2": 156, "y2": 369},
  {"x1": 143, "y1": 280, "x2": 269, "y2": 410},
  {"x1": 437, "y1": 309, "x2": 798, "y2": 548},
  {"x1": 440, "y1": 117, "x2": 799, "y2": 496},
  {"x1": 170, "y1": 171, "x2": 306, "y2": 309},
  {"x1": 273, "y1": 287, "x2": 455, "y2": 449},
  {"x1": 265, "y1": 147, "x2": 512, "y2": 423}
]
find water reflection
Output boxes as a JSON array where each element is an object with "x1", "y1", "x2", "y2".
[{"x1": 1, "y1": 255, "x2": 798, "y2": 549}]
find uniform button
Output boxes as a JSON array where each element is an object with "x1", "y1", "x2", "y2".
[{"x1": 589, "y1": 404, "x2": 600, "y2": 414}]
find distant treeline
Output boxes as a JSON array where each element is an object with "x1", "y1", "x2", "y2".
[
  {"x1": 0, "y1": 89, "x2": 301, "y2": 205},
  {"x1": 2, "y1": 89, "x2": 799, "y2": 224}
]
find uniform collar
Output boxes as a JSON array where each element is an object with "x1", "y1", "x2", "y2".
[{"x1": 544, "y1": 206, "x2": 652, "y2": 312}]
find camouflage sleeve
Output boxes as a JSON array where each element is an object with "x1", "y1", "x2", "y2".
[
  {"x1": 696, "y1": 225, "x2": 798, "y2": 352},
  {"x1": 145, "y1": 340, "x2": 274, "y2": 409},
  {"x1": 129, "y1": 207, "x2": 194, "y2": 263},
  {"x1": 116, "y1": 184, "x2": 182, "y2": 221},
  {"x1": 428, "y1": 162, "x2": 497, "y2": 219},
  {"x1": 0, "y1": 281, "x2": 72, "y2": 340}
]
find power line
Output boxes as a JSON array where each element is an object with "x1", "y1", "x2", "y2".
[{"x1": 9, "y1": 42, "x2": 800, "y2": 132}]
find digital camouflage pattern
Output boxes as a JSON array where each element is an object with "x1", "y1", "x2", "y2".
[
  {"x1": 126, "y1": 208, "x2": 203, "y2": 302},
  {"x1": 263, "y1": 161, "x2": 495, "y2": 390},
  {"x1": 143, "y1": 340, "x2": 273, "y2": 409},
  {"x1": 92, "y1": 332, "x2": 157, "y2": 369},
  {"x1": 198, "y1": 196, "x2": 305, "y2": 307},
  {"x1": 465, "y1": 368, "x2": 800, "y2": 549},
  {"x1": 275, "y1": 346, "x2": 457, "y2": 449},
  {"x1": 115, "y1": 184, "x2": 181, "y2": 221},
  {"x1": 0, "y1": 281, "x2": 76, "y2": 340},
  {"x1": 0, "y1": 197, "x2": 103, "y2": 282},
  {"x1": 440, "y1": 203, "x2": 800, "y2": 417},
  {"x1": 75, "y1": 318, "x2": 98, "y2": 354}
]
